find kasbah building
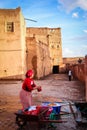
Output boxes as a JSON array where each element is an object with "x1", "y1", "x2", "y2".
[
  {"x1": 0, "y1": 7, "x2": 84, "y2": 80},
  {"x1": 0, "y1": 7, "x2": 63, "y2": 80}
]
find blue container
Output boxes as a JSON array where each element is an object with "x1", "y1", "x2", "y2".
[
  {"x1": 52, "y1": 103, "x2": 61, "y2": 114},
  {"x1": 41, "y1": 102, "x2": 61, "y2": 114}
]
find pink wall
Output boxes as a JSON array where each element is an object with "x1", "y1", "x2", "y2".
[
  {"x1": 71, "y1": 56, "x2": 87, "y2": 101},
  {"x1": 85, "y1": 55, "x2": 87, "y2": 101},
  {"x1": 72, "y1": 64, "x2": 85, "y2": 82}
]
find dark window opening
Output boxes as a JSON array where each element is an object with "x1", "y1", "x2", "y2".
[{"x1": 7, "y1": 22, "x2": 14, "y2": 32}]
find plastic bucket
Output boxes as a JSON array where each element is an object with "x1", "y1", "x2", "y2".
[{"x1": 52, "y1": 103, "x2": 61, "y2": 114}]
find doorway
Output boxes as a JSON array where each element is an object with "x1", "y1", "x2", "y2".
[{"x1": 52, "y1": 65, "x2": 59, "y2": 74}]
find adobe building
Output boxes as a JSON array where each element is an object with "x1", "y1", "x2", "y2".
[
  {"x1": 63, "y1": 57, "x2": 84, "y2": 65},
  {"x1": 0, "y1": 7, "x2": 26, "y2": 79},
  {"x1": 0, "y1": 7, "x2": 63, "y2": 79},
  {"x1": 26, "y1": 27, "x2": 63, "y2": 79}
]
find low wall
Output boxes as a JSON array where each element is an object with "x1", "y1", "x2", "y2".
[
  {"x1": 85, "y1": 56, "x2": 87, "y2": 101},
  {"x1": 71, "y1": 56, "x2": 87, "y2": 101},
  {"x1": 72, "y1": 64, "x2": 85, "y2": 82}
]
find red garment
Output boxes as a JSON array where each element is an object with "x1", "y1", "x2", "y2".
[{"x1": 22, "y1": 78, "x2": 36, "y2": 92}]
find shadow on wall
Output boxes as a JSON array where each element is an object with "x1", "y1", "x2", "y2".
[{"x1": 32, "y1": 55, "x2": 37, "y2": 78}]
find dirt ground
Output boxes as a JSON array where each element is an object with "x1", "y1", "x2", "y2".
[{"x1": 0, "y1": 74, "x2": 87, "y2": 130}]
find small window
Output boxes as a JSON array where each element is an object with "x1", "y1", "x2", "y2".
[
  {"x1": 57, "y1": 45, "x2": 59, "y2": 48},
  {"x1": 51, "y1": 45, "x2": 54, "y2": 48},
  {"x1": 7, "y1": 22, "x2": 14, "y2": 32}
]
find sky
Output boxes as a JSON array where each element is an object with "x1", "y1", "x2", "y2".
[{"x1": 0, "y1": 0, "x2": 87, "y2": 58}]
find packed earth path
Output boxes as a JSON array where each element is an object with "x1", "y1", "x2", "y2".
[{"x1": 0, "y1": 74, "x2": 86, "y2": 130}]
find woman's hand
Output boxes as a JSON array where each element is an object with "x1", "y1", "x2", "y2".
[{"x1": 37, "y1": 86, "x2": 42, "y2": 92}]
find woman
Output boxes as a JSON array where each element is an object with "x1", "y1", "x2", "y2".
[
  {"x1": 20, "y1": 69, "x2": 41, "y2": 109},
  {"x1": 68, "y1": 69, "x2": 72, "y2": 81}
]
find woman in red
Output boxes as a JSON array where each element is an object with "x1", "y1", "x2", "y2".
[{"x1": 20, "y1": 70, "x2": 41, "y2": 109}]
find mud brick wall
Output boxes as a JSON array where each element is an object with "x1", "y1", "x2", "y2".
[
  {"x1": 72, "y1": 64, "x2": 85, "y2": 82},
  {"x1": 85, "y1": 55, "x2": 87, "y2": 101},
  {"x1": 0, "y1": 7, "x2": 26, "y2": 79},
  {"x1": 71, "y1": 56, "x2": 87, "y2": 101}
]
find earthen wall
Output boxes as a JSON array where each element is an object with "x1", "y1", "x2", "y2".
[
  {"x1": 26, "y1": 27, "x2": 63, "y2": 78},
  {"x1": 72, "y1": 64, "x2": 85, "y2": 82},
  {"x1": 26, "y1": 28, "x2": 51, "y2": 79},
  {"x1": 0, "y1": 7, "x2": 26, "y2": 79},
  {"x1": 85, "y1": 56, "x2": 87, "y2": 101},
  {"x1": 0, "y1": 7, "x2": 63, "y2": 79}
]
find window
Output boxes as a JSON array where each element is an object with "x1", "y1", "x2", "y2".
[
  {"x1": 7, "y1": 22, "x2": 14, "y2": 32},
  {"x1": 51, "y1": 45, "x2": 54, "y2": 48},
  {"x1": 57, "y1": 45, "x2": 59, "y2": 48}
]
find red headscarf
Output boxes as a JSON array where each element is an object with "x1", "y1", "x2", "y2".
[{"x1": 26, "y1": 70, "x2": 33, "y2": 77}]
